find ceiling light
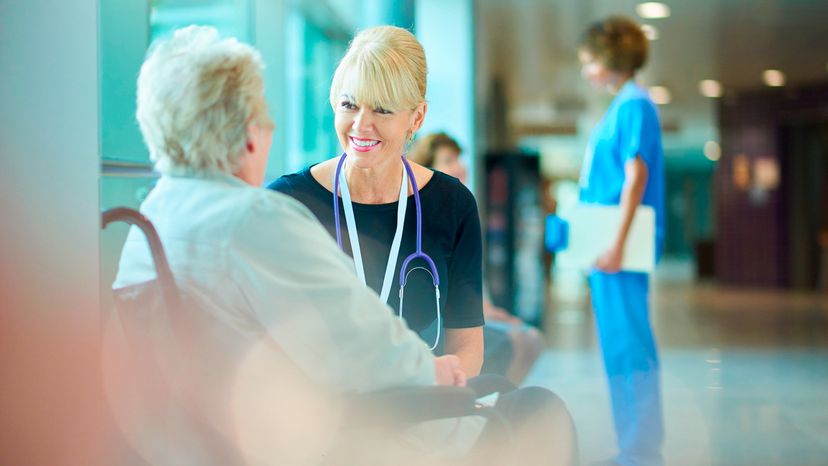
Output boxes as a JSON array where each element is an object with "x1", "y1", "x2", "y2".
[
  {"x1": 704, "y1": 141, "x2": 721, "y2": 161},
  {"x1": 762, "y1": 69, "x2": 785, "y2": 87},
  {"x1": 699, "y1": 80, "x2": 723, "y2": 98},
  {"x1": 636, "y1": 2, "x2": 671, "y2": 19},
  {"x1": 641, "y1": 24, "x2": 659, "y2": 41},
  {"x1": 648, "y1": 86, "x2": 671, "y2": 105}
]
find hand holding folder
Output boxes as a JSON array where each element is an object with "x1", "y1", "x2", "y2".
[{"x1": 545, "y1": 204, "x2": 656, "y2": 273}]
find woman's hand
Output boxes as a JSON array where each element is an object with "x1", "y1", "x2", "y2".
[
  {"x1": 594, "y1": 242, "x2": 623, "y2": 273},
  {"x1": 595, "y1": 156, "x2": 647, "y2": 274},
  {"x1": 434, "y1": 354, "x2": 467, "y2": 387}
]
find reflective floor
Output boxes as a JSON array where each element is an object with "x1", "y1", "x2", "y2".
[{"x1": 527, "y1": 260, "x2": 828, "y2": 466}]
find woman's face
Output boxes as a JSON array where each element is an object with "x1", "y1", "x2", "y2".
[
  {"x1": 432, "y1": 146, "x2": 467, "y2": 184},
  {"x1": 579, "y1": 49, "x2": 628, "y2": 92},
  {"x1": 334, "y1": 90, "x2": 426, "y2": 170}
]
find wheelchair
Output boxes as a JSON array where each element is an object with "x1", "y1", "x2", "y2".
[{"x1": 101, "y1": 207, "x2": 573, "y2": 466}]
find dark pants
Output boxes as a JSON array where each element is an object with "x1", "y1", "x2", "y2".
[{"x1": 469, "y1": 375, "x2": 577, "y2": 466}]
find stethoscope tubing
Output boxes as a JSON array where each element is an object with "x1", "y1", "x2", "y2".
[
  {"x1": 333, "y1": 154, "x2": 440, "y2": 286},
  {"x1": 332, "y1": 153, "x2": 442, "y2": 350}
]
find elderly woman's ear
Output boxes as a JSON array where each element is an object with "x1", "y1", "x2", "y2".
[{"x1": 234, "y1": 121, "x2": 273, "y2": 186}]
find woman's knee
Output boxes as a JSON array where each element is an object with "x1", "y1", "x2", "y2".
[
  {"x1": 501, "y1": 387, "x2": 572, "y2": 427},
  {"x1": 501, "y1": 387, "x2": 577, "y2": 465},
  {"x1": 513, "y1": 328, "x2": 544, "y2": 363}
]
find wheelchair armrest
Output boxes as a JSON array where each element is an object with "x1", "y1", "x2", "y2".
[
  {"x1": 342, "y1": 373, "x2": 518, "y2": 430},
  {"x1": 466, "y1": 374, "x2": 517, "y2": 398},
  {"x1": 344, "y1": 385, "x2": 478, "y2": 429}
]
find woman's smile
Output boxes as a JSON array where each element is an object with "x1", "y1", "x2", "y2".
[{"x1": 349, "y1": 136, "x2": 381, "y2": 152}]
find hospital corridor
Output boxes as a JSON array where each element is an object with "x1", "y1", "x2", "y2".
[
  {"x1": 2, "y1": 1, "x2": 828, "y2": 465},
  {"x1": 534, "y1": 261, "x2": 828, "y2": 465}
]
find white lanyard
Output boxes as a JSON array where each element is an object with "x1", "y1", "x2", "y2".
[{"x1": 338, "y1": 162, "x2": 408, "y2": 304}]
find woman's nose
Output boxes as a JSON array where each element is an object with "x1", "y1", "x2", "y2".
[{"x1": 353, "y1": 108, "x2": 373, "y2": 132}]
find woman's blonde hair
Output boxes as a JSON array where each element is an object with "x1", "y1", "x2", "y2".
[
  {"x1": 329, "y1": 25, "x2": 427, "y2": 113},
  {"x1": 136, "y1": 25, "x2": 273, "y2": 174}
]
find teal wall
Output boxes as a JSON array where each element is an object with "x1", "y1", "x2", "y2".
[
  {"x1": 664, "y1": 147, "x2": 717, "y2": 258},
  {"x1": 100, "y1": 0, "x2": 149, "y2": 163}
]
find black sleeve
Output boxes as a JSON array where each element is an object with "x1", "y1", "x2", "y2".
[
  {"x1": 267, "y1": 175, "x2": 293, "y2": 195},
  {"x1": 443, "y1": 184, "x2": 484, "y2": 329}
]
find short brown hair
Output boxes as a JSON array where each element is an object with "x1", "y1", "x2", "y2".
[
  {"x1": 580, "y1": 16, "x2": 648, "y2": 73},
  {"x1": 407, "y1": 132, "x2": 462, "y2": 168}
]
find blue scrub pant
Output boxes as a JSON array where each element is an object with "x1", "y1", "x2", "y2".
[{"x1": 589, "y1": 271, "x2": 664, "y2": 466}]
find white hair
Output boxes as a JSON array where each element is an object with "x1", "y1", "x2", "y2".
[{"x1": 136, "y1": 26, "x2": 273, "y2": 174}]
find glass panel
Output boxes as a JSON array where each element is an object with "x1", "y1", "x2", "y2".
[
  {"x1": 284, "y1": 11, "x2": 347, "y2": 173},
  {"x1": 99, "y1": 0, "x2": 149, "y2": 164},
  {"x1": 150, "y1": 0, "x2": 251, "y2": 42}
]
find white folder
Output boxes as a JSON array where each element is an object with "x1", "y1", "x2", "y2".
[{"x1": 553, "y1": 204, "x2": 655, "y2": 273}]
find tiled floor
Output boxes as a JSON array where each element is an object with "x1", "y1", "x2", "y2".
[{"x1": 526, "y1": 260, "x2": 828, "y2": 466}]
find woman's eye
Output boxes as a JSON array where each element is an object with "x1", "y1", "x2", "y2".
[
  {"x1": 375, "y1": 107, "x2": 393, "y2": 115},
  {"x1": 340, "y1": 101, "x2": 357, "y2": 110}
]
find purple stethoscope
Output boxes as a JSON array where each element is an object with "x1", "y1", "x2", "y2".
[{"x1": 333, "y1": 153, "x2": 442, "y2": 349}]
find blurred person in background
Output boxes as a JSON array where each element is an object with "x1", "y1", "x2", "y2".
[
  {"x1": 578, "y1": 15, "x2": 666, "y2": 466},
  {"x1": 408, "y1": 132, "x2": 545, "y2": 385}
]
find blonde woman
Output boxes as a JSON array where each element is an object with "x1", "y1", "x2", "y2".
[
  {"x1": 270, "y1": 26, "x2": 577, "y2": 466},
  {"x1": 270, "y1": 26, "x2": 484, "y2": 378}
]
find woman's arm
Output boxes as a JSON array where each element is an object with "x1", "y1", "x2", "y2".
[
  {"x1": 595, "y1": 155, "x2": 648, "y2": 272},
  {"x1": 444, "y1": 326, "x2": 484, "y2": 378}
]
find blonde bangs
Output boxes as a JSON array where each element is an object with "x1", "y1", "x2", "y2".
[{"x1": 330, "y1": 26, "x2": 426, "y2": 112}]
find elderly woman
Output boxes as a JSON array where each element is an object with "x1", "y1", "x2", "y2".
[
  {"x1": 408, "y1": 132, "x2": 545, "y2": 385},
  {"x1": 269, "y1": 25, "x2": 484, "y2": 378},
  {"x1": 112, "y1": 25, "x2": 467, "y2": 465}
]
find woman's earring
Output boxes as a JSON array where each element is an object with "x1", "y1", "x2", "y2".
[{"x1": 405, "y1": 131, "x2": 415, "y2": 152}]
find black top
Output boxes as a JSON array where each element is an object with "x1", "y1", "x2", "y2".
[{"x1": 268, "y1": 165, "x2": 484, "y2": 334}]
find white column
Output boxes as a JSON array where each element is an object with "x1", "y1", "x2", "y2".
[
  {"x1": 0, "y1": 0, "x2": 106, "y2": 463},
  {"x1": 252, "y1": 0, "x2": 290, "y2": 180},
  {"x1": 415, "y1": 0, "x2": 477, "y2": 192}
]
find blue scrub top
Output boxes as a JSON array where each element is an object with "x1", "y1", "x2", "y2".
[{"x1": 579, "y1": 80, "x2": 666, "y2": 255}]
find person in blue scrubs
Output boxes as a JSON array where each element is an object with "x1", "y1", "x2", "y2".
[{"x1": 578, "y1": 16, "x2": 666, "y2": 466}]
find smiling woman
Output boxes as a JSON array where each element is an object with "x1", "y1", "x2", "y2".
[
  {"x1": 268, "y1": 25, "x2": 486, "y2": 379},
  {"x1": 328, "y1": 26, "x2": 428, "y2": 182}
]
